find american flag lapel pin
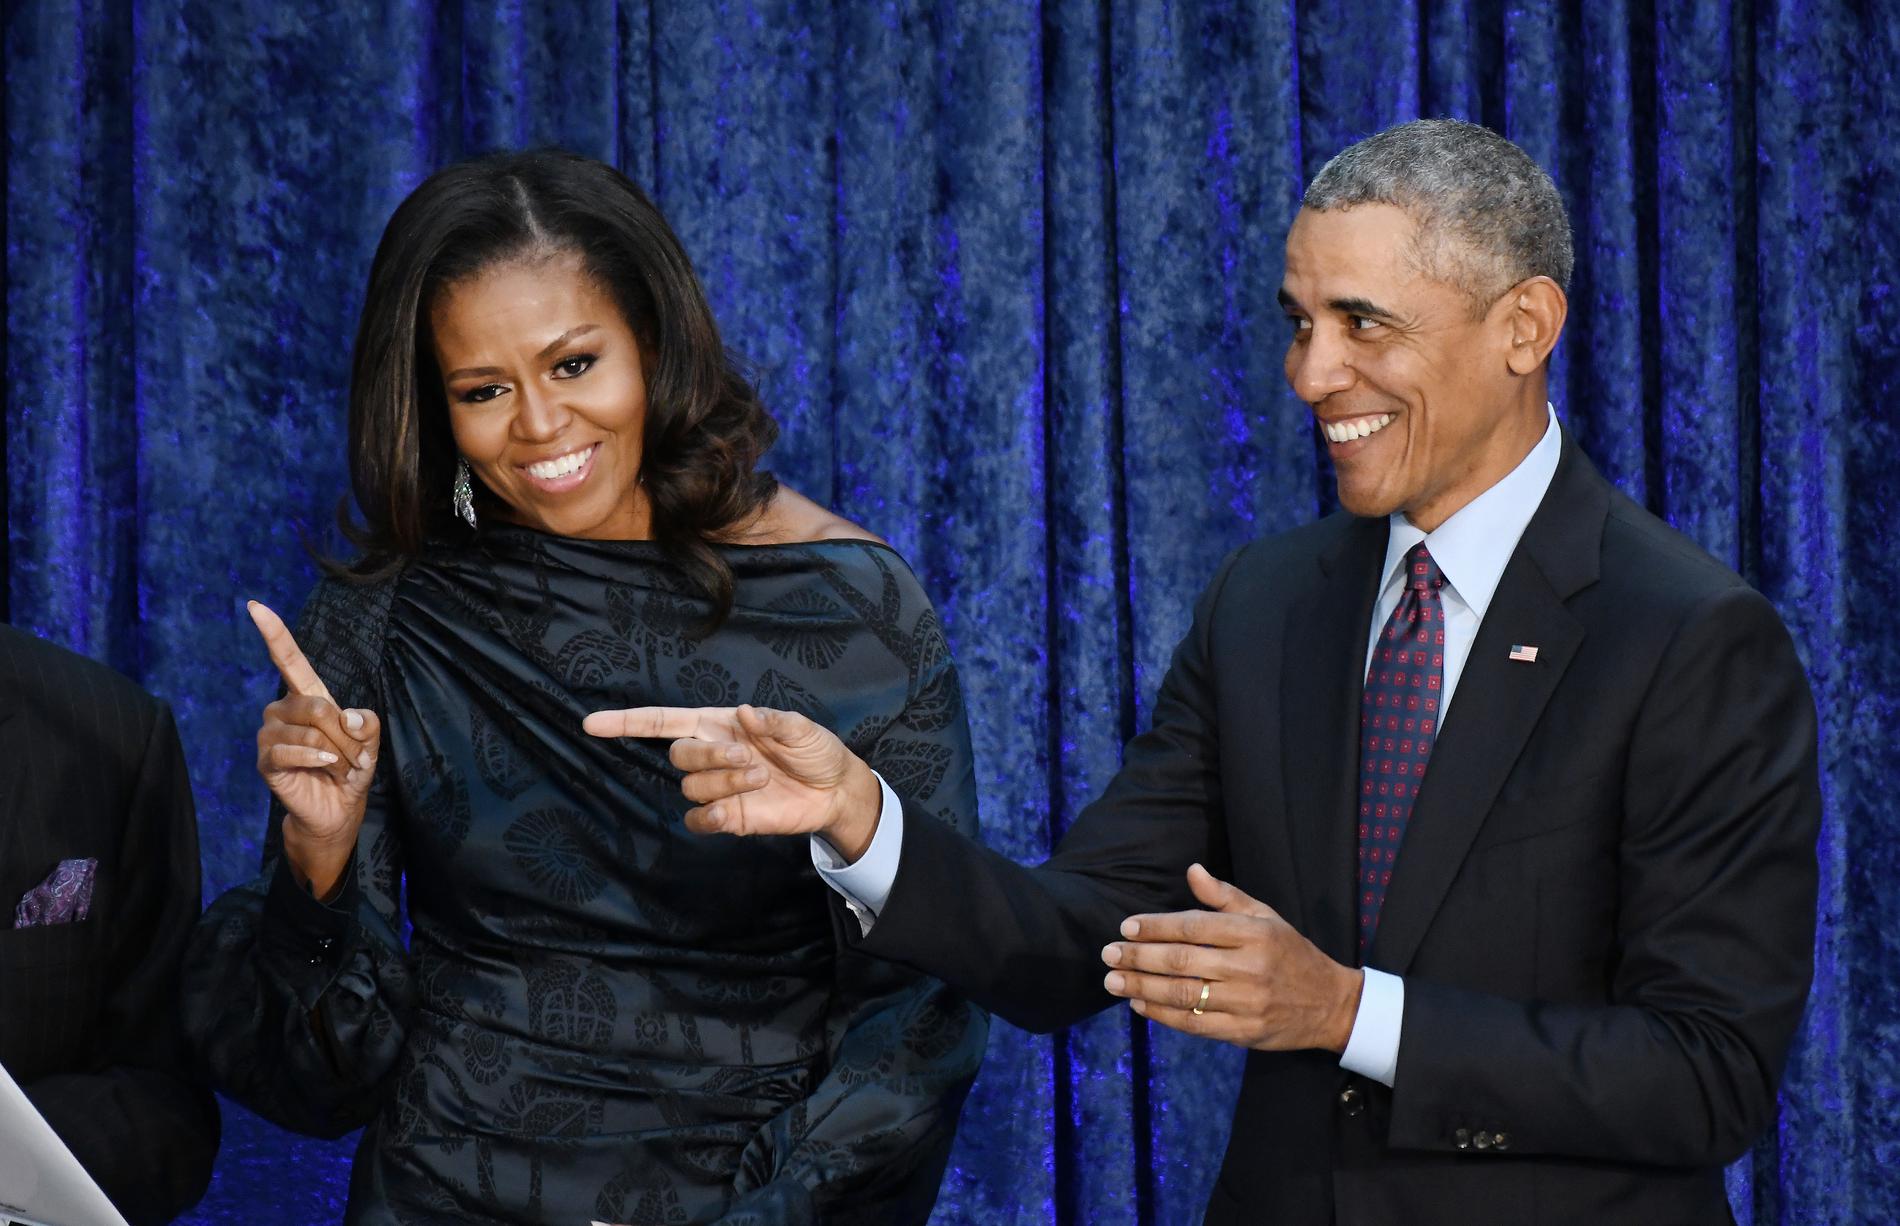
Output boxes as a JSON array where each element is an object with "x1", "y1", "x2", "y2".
[{"x1": 1508, "y1": 644, "x2": 1539, "y2": 663}]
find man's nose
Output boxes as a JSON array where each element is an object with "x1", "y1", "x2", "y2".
[{"x1": 1286, "y1": 328, "x2": 1355, "y2": 403}]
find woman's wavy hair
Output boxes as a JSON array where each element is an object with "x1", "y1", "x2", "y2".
[{"x1": 338, "y1": 147, "x2": 778, "y2": 621}]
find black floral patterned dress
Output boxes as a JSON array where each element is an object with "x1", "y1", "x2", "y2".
[{"x1": 184, "y1": 527, "x2": 988, "y2": 1225}]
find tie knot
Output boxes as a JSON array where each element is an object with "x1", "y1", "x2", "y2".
[{"x1": 1404, "y1": 543, "x2": 1445, "y2": 593}]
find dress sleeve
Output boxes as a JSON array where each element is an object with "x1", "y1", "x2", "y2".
[
  {"x1": 719, "y1": 569, "x2": 989, "y2": 1226},
  {"x1": 182, "y1": 573, "x2": 415, "y2": 1139}
]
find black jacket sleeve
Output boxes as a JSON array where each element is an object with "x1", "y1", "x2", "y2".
[
  {"x1": 23, "y1": 702, "x2": 221, "y2": 1226},
  {"x1": 1387, "y1": 584, "x2": 1821, "y2": 1165},
  {"x1": 849, "y1": 548, "x2": 1246, "y2": 1034}
]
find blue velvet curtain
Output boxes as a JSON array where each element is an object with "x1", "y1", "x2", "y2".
[{"x1": 6, "y1": 1, "x2": 1895, "y2": 1222}]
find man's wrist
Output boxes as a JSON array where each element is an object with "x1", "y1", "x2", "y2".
[
  {"x1": 820, "y1": 758, "x2": 884, "y2": 864},
  {"x1": 1329, "y1": 966, "x2": 1367, "y2": 1054},
  {"x1": 809, "y1": 772, "x2": 904, "y2": 926},
  {"x1": 1337, "y1": 968, "x2": 1403, "y2": 1086}
]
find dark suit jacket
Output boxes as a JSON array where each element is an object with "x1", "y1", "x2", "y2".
[
  {"x1": 856, "y1": 437, "x2": 1819, "y2": 1224},
  {"x1": 0, "y1": 625, "x2": 219, "y2": 1224}
]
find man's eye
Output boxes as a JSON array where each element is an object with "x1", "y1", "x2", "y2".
[
  {"x1": 1349, "y1": 315, "x2": 1382, "y2": 331},
  {"x1": 461, "y1": 384, "x2": 506, "y2": 404},
  {"x1": 1287, "y1": 316, "x2": 1312, "y2": 334},
  {"x1": 553, "y1": 354, "x2": 597, "y2": 378}
]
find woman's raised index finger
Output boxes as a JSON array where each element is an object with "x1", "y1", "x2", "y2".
[{"x1": 247, "y1": 600, "x2": 335, "y2": 702}]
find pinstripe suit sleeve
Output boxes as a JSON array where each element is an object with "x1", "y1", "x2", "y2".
[{"x1": 1, "y1": 631, "x2": 221, "y2": 1225}]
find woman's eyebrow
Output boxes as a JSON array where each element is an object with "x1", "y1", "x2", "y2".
[
  {"x1": 534, "y1": 323, "x2": 600, "y2": 360},
  {"x1": 445, "y1": 324, "x2": 603, "y2": 381}
]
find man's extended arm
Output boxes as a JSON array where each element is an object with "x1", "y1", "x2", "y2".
[{"x1": 592, "y1": 549, "x2": 1250, "y2": 1033}]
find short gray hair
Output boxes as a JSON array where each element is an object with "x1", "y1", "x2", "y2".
[{"x1": 1303, "y1": 118, "x2": 1574, "y2": 311}]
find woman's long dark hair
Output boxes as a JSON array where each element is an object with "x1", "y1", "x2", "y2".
[{"x1": 337, "y1": 148, "x2": 778, "y2": 621}]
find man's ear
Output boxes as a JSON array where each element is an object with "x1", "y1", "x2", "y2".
[{"x1": 1499, "y1": 276, "x2": 1568, "y2": 375}]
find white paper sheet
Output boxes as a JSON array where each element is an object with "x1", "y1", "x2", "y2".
[{"x1": 0, "y1": 1059, "x2": 127, "y2": 1226}]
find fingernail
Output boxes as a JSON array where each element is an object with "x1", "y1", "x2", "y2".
[
  {"x1": 1101, "y1": 944, "x2": 1121, "y2": 965},
  {"x1": 1130, "y1": 999, "x2": 1148, "y2": 1016},
  {"x1": 1104, "y1": 972, "x2": 1126, "y2": 994},
  {"x1": 356, "y1": 751, "x2": 372, "y2": 769},
  {"x1": 723, "y1": 744, "x2": 745, "y2": 764},
  {"x1": 344, "y1": 710, "x2": 364, "y2": 732},
  {"x1": 744, "y1": 767, "x2": 767, "y2": 786},
  {"x1": 317, "y1": 751, "x2": 338, "y2": 765},
  {"x1": 1122, "y1": 919, "x2": 1140, "y2": 938},
  {"x1": 704, "y1": 804, "x2": 725, "y2": 830}
]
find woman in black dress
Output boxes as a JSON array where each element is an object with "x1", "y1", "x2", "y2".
[{"x1": 185, "y1": 150, "x2": 986, "y2": 1225}]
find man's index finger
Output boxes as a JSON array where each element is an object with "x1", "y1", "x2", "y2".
[{"x1": 582, "y1": 706, "x2": 737, "y2": 741}]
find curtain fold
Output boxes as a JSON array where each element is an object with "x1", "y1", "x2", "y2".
[{"x1": 6, "y1": 1, "x2": 1893, "y2": 1221}]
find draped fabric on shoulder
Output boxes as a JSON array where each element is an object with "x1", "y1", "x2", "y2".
[{"x1": 183, "y1": 529, "x2": 987, "y2": 1226}]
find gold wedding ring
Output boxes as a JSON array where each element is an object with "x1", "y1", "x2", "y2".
[{"x1": 1192, "y1": 981, "x2": 1211, "y2": 1016}]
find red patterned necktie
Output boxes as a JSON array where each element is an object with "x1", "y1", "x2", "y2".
[{"x1": 1357, "y1": 542, "x2": 1447, "y2": 958}]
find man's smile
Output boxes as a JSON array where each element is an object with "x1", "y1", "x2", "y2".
[{"x1": 1319, "y1": 413, "x2": 1397, "y2": 444}]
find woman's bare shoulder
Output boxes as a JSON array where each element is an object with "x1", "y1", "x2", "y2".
[{"x1": 734, "y1": 485, "x2": 889, "y2": 547}]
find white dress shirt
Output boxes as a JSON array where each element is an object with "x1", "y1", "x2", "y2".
[{"x1": 813, "y1": 406, "x2": 1564, "y2": 1090}]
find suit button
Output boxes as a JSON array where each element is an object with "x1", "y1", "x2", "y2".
[
  {"x1": 1473, "y1": 1131, "x2": 1492, "y2": 1150},
  {"x1": 1453, "y1": 1127, "x2": 1470, "y2": 1150},
  {"x1": 1337, "y1": 1087, "x2": 1365, "y2": 1117},
  {"x1": 1493, "y1": 1132, "x2": 1510, "y2": 1151}
]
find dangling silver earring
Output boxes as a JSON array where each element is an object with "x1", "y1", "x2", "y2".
[{"x1": 453, "y1": 458, "x2": 477, "y2": 528}]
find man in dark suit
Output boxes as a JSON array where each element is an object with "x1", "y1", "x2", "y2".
[
  {"x1": 0, "y1": 624, "x2": 219, "y2": 1223},
  {"x1": 588, "y1": 119, "x2": 1820, "y2": 1224}
]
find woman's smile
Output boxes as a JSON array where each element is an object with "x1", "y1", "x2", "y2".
[{"x1": 519, "y1": 442, "x2": 599, "y2": 493}]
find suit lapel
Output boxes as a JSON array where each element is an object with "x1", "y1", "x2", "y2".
[
  {"x1": 1282, "y1": 516, "x2": 1388, "y2": 964},
  {"x1": 1366, "y1": 437, "x2": 1609, "y2": 973}
]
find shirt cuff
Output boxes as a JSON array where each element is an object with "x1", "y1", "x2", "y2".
[
  {"x1": 1338, "y1": 967, "x2": 1404, "y2": 1087},
  {"x1": 809, "y1": 772, "x2": 905, "y2": 935}
]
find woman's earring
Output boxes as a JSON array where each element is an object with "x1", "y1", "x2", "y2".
[{"x1": 453, "y1": 459, "x2": 478, "y2": 528}]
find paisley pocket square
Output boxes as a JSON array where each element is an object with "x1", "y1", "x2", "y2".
[{"x1": 13, "y1": 857, "x2": 98, "y2": 928}]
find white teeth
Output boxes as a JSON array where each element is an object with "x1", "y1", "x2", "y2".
[
  {"x1": 1322, "y1": 414, "x2": 1395, "y2": 444},
  {"x1": 527, "y1": 446, "x2": 594, "y2": 480}
]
